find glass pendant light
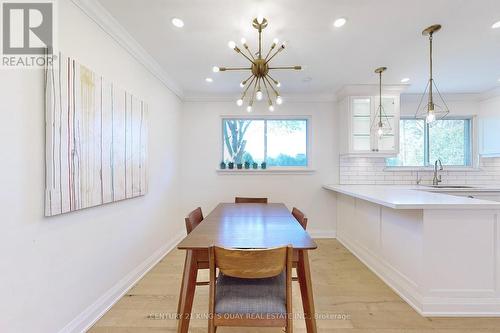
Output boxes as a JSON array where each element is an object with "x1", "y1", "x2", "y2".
[
  {"x1": 415, "y1": 24, "x2": 449, "y2": 123},
  {"x1": 371, "y1": 67, "x2": 392, "y2": 137}
]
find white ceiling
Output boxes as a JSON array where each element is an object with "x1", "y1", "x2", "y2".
[{"x1": 98, "y1": 0, "x2": 500, "y2": 97}]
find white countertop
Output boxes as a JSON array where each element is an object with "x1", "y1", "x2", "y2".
[{"x1": 323, "y1": 184, "x2": 500, "y2": 210}]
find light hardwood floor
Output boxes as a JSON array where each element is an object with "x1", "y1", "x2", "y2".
[{"x1": 90, "y1": 239, "x2": 500, "y2": 332}]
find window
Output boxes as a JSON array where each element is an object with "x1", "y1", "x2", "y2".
[
  {"x1": 386, "y1": 117, "x2": 472, "y2": 167},
  {"x1": 222, "y1": 118, "x2": 309, "y2": 167}
]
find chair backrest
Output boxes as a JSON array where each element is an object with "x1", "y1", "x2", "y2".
[
  {"x1": 185, "y1": 207, "x2": 203, "y2": 234},
  {"x1": 210, "y1": 246, "x2": 291, "y2": 279},
  {"x1": 234, "y1": 197, "x2": 268, "y2": 204},
  {"x1": 292, "y1": 207, "x2": 308, "y2": 230}
]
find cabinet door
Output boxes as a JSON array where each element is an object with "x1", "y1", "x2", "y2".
[
  {"x1": 350, "y1": 97, "x2": 372, "y2": 152},
  {"x1": 479, "y1": 118, "x2": 500, "y2": 157},
  {"x1": 373, "y1": 96, "x2": 399, "y2": 154}
]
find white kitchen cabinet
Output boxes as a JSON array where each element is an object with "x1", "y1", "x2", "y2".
[
  {"x1": 339, "y1": 94, "x2": 400, "y2": 156},
  {"x1": 478, "y1": 117, "x2": 500, "y2": 157},
  {"x1": 478, "y1": 95, "x2": 500, "y2": 158}
]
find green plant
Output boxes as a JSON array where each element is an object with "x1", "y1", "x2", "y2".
[
  {"x1": 236, "y1": 163, "x2": 243, "y2": 169},
  {"x1": 261, "y1": 161, "x2": 267, "y2": 169},
  {"x1": 220, "y1": 161, "x2": 226, "y2": 169},
  {"x1": 244, "y1": 161, "x2": 250, "y2": 169},
  {"x1": 228, "y1": 162, "x2": 234, "y2": 169},
  {"x1": 252, "y1": 162, "x2": 258, "y2": 169}
]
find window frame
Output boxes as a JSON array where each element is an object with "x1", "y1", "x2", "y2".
[
  {"x1": 386, "y1": 116, "x2": 475, "y2": 168},
  {"x1": 220, "y1": 115, "x2": 312, "y2": 170}
]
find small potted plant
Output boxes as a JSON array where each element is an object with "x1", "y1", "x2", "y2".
[
  {"x1": 236, "y1": 163, "x2": 243, "y2": 169},
  {"x1": 261, "y1": 161, "x2": 267, "y2": 169},
  {"x1": 244, "y1": 161, "x2": 250, "y2": 169},
  {"x1": 220, "y1": 161, "x2": 226, "y2": 169},
  {"x1": 252, "y1": 162, "x2": 258, "y2": 169},
  {"x1": 228, "y1": 162, "x2": 234, "y2": 169}
]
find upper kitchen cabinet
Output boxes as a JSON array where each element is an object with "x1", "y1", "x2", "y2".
[
  {"x1": 338, "y1": 85, "x2": 404, "y2": 156},
  {"x1": 479, "y1": 95, "x2": 500, "y2": 157}
]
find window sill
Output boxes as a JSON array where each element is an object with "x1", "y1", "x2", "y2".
[
  {"x1": 384, "y1": 166, "x2": 482, "y2": 172},
  {"x1": 217, "y1": 168, "x2": 316, "y2": 175}
]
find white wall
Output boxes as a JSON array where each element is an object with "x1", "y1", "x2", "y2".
[
  {"x1": 180, "y1": 100, "x2": 338, "y2": 237},
  {"x1": 0, "y1": 1, "x2": 184, "y2": 332}
]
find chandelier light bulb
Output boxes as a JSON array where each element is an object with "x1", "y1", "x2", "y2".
[
  {"x1": 256, "y1": 90, "x2": 263, "y2": 101},
  {"x1": 246, "y1": 105, "x2": 253, "y2": 112},
  {"x1": 236, "y1": 99, "x2": 243, "y2": 106},
  {"x1": 377, "y1": 126, "x2": 384, "y2": 137},
  {"x1": 276, "y1": 95, "x2": 283, "y2": 105},
  {"x1": 273, "y1": 38, "x2": 279, "y2": 45},
  {"x1": 239, "y1": 82, "x2": 245, "y2": 88},
  {"x1": 269, "y1": 105, "x2": 275, "y2": 112},
  {"x1": 257, "y1": 14, "x2": 264, "y2": 24},
  {"x1": 276, "y1": 81, "x2": 281, "y2": 87},
  {"x1": 212, "y1": 66, "x2": 220, "y2": 72},
  {"x1": 228, "y1": 41, "x2": 236, "y2": 49},
  {"x1": 241, "y1": 38, "x2": 247, "y2": 44}
]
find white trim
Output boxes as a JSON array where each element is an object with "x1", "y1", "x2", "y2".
[
  {"x1": 217, "y1": 168, "x2": 316, "y2": 174},
  {"x1": 308, "y1": 229, "x2": 337, "y2": 239},
  {"x1": 338, "y1": 233, "x2": 500, "y2": 316},
  {"x1": 183, "y1": 93, "x2": 336, "y2": 103},
  {"x1": 70, "y1": 0, "x2": 183, "y2": 98},
  {"x1": 58, "y1": 231, "x2": 185, "y2": 333}
]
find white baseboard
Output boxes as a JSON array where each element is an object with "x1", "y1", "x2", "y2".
[
  {"x1": 309, "y1": 229, "x2": 337, "y2": 239},
  {"x1": 338, "y1": 233, "x2": 500, "y2": 317},
  {"x1": 58, "y1": 230, "x2": 185, "y2": 333}
]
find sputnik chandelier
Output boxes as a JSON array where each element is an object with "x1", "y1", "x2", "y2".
[
  {"x1": 372, "y1": 67, "x2": 392, "y2": 137},
  {"x1": 213, "y1": 16, "x2": 302, "y2": 112},
  {"x1": 415, "y1": 24, "x2": 449, "y2": 123}
]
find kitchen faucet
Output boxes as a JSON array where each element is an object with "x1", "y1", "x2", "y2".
[{"x1": 433, "y1": 159, "x2": 443, "y2": 185}]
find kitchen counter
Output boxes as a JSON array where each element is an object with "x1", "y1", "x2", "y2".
[
  {"x1": 323, "y1": 184, "x2": 500, "y2": 209},
  {"x1": 325, "y1": 184, "x2": 500, "y2": 316}
]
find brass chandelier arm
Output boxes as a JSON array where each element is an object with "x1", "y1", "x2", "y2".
[
  {"x1": 233, "y1": 47, "x2": 256, "y2": 64},
  {"x1": 241, "y1": 75, "x2": 257, "y2": 98},
  {"x1": 242, "y1": 44, "x2": 256, "y2": 61},
  {"x1": 263, "y1": 75, "x2": 279, "y2": 96},
  {"x1": 266, "y1": 73, "x2": 280, "y2": 85},
  {"x1": 264, "y1": 43, "x2": 276, "y2": 61},
  {"x1": 265, "y1": 45, "x2": 285, "y2": 64},
  {"x1": 249, "y1": 76, "x2": 259, "y2": 106},
  {"x1": 219, "y1": 67, "x2": 252, "y2": 71},
  {"x1": 262, "y1": 75, "x2": 273, "y2": 104},
  {"x1": 269, "y1": 66, "x2": 302, "y2": 70}
]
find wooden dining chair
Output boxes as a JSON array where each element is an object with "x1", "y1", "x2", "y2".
[
  {"x1": 292, "y1": 207, "x2": 308, "y2": 230},
  {"x1": 208, "y1": 245, "x2": 293, "y2": 333},
  {"x1": 291, "y1": 207, "x2": 308, "y2": 282},
  {"x1": 234, "y1": 197, "x2": 268, "y2": 204},
  {"x1": 185, "y1": 207, "x2": 203, "y2": 234}
]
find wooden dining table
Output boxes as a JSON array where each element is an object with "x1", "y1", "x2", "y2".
[{"x1": 176, "y1": 203, "x2": 318, "y2": 333}]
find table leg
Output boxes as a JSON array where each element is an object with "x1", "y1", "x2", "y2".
[
  {"x1": 177, "y1": 250, "x2": 198, "y2": 333},
  {"x1": 297, "y1": 250, "x2": 317, "y2": 333}
]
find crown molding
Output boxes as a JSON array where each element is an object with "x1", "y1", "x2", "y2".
[
  {"x1": 71, "y1": 0, "x2": 183, "y2": 99},
  {"x1": 183, "y1": 93, "x2": 336, "y2": 103},
  {"x1": 336, "y1": 84, "x2": 409, "y2": 100}
]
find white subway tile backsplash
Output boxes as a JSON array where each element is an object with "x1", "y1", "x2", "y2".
[{"x1": 339, "y1": 157, "x2": 500, "y2": 185}]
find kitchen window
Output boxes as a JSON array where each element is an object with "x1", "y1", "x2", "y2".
[
  {"x1": 386, "y1": 117, "x2": 472, "y2": 167},
  {"x1": 222, "y1": 118, "x2": 309, "y2": 168}
]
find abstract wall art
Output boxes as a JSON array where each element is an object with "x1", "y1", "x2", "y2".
[{"x1": 45, "y1": 53, "x2": 148, "y2": 216}]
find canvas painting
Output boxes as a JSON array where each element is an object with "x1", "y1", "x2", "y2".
[{"x1": 45, "y1": 53, "x2": 148, "y2": 216}]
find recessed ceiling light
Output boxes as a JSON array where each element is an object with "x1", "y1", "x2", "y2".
[
  {"x1": 492, "y1": 20, "x2": 500, "y2": 29},
  {"x1": 333, "y1": 17, "x2": 347, "y2": 28},
  {"x1": 401, "y1": 78, "x2": 410, "y2": 83},
  {"x1": 171, "y1": 17, "x2": 184, "y2": 28},
  {"x1": 205, "y1": 77, "x2": 213, "y2": 83}
]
